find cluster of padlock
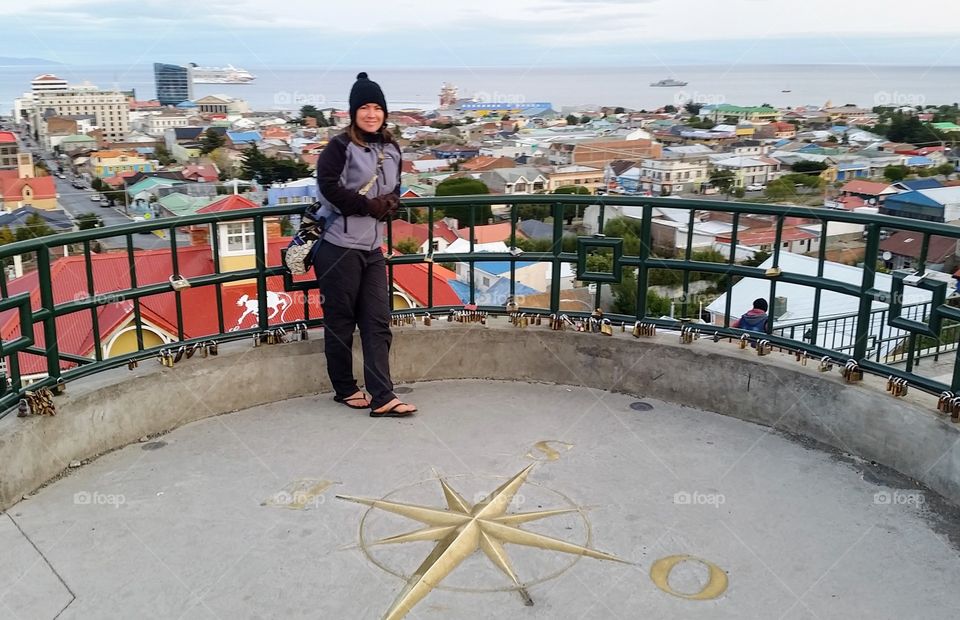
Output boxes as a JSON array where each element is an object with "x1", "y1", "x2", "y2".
[
  {"x1": 17, "y1": 387, "x2": 56, "y2": 417},
  {"x1": 632, "y1": 321, "x2": 657, "y2": 338},
  {"x1": 679, "y1": 325, "x2": 701, "y2": 344},
  {"x1": 794, "y1": 350, "x2": 809, "y2": 366},
  {"x1": 508, "y1": 312, "x2": 544, "y2": 328},
  {"x1": 158, "y1": 341, "x2": 220, "y2": 366},
  {"x1": 548, "y1": 313, "x2": 571, "y2": 330},
  {"x1": 756, "y1": 339, "x2": 772, "y2": 356},
  {"x1": 448, "y1": 309, "x2": 487, "y2": 324},
  {"x1": 886, "y1": 376, "x2": 909, "y2": 398},
  {"x1": 937, "y1": 392, "x2": 960, "y2": 422},
  {"x1": 841, "y1": 359, "x2": 863, "y2": 383},
  {"x1": 392, "y1": 313, "x2": 419, "y2": 328}
]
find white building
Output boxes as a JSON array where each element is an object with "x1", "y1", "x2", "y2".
[{"x1": 32, "y1": 87, "x2": 129, "y2": 149}]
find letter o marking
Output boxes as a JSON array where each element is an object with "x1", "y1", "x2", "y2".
[{"x1": 649, "y1": 554, "x2": 728, "y2": 600}]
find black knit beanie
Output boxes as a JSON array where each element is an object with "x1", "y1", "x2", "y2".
[{"x1": 349, "y1": 72, "x2": 388, "y2": 127}]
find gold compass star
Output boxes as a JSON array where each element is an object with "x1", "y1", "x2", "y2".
[{"x1": 337, "y1": 464, "x2": 628, "y2": 620}]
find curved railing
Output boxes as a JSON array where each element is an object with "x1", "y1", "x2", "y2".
[{"x1": 1, "y1": 195, "x2": 959, "y2": 416}]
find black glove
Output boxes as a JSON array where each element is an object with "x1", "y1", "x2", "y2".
[{"x1": 364, "y1": 194, "x2": 399, "y2": 220}]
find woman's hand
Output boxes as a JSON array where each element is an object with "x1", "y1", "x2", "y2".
[{"x1": 364, "y1": 194, "x2": 399, "y2": 220}]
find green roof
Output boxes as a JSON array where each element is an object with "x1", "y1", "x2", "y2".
[
  {"x1": 127, "y1": 177, "x2": 183, "y2": 194},
  {"x1": 60, "y1": 134, "x2": 96, "y2": 143},
  {"x1": 710, "y1": 104, "x2": 778, "y2": 113},
  {"x1": 157, "y1": 192, "x2": 215, "y2": 216},
  {"x1": 931, "y1": 122, "x2": 960, "y2": 131}
]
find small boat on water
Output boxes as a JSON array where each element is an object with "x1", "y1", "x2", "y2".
[
  {"x1": 650, "y1": 78, "x2": 688, "y2": 87},
  {"x1": 781, "y1": 89, "x2": 792, "y2": 93}
]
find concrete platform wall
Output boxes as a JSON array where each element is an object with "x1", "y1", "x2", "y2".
[{"x1": 2, "y1": 324, "x2": 958, "y2": 510}]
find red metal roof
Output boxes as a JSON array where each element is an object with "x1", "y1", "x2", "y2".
[
  {"x1": 0, "y1": 171, "x2": 57, "y2": 201},
  {"x1": 841, "y1": 180, "x2": 893, "y2": 196},
  {"x1": 196, "y1": 195, "x2": 259, "y2": 214},
  {"x1": 1, "y1": 238, "x2": 462, "y2": 375},
  {"x1": 0, "y1": 131, "x2": 16, "y2": 144}
]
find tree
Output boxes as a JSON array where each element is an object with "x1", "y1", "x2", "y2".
[
  {"x1": 154, "y1": 143, "x2": 175, "y2": 166},
  {"x1": 394, "y1": 237, "x2": 421, "y2": 254},
  {"x1": 552, "y1": 185, "x2": 591, "y2": 223},
  {"x1": 75, "y1": 213, "x2": 103, "y2": 230},
  {"x1": 579, "y1": 115, "x2": 591, "y2": 125},
  {"x1": 936, "y1": 162, "x2": 956, "y2": 177},
  {"x1": 0, "y1": 226, "x2": 15, "y2": 245},
  {"x1": 743, "y1": 249, "x2": 771, "y2": 267},
  {"x1": 565, "y1": 114, "x2": 578, "y2": 126},
  {"x1": 792, "y1": 160, "x2": 828, "y2": 174},
  {"x1": 883, "y1": 165, "x2": 910, "y2": 182},
  {"x1": 614, "y1": 107, "x2": 625, "y2": 114},
  {"x1": 200, "y1": 130, "x2": 226, "y2": 155},
  {"x1": 299, "y1": 104, "x2": 328, "y2": 127},
  {"x1": 15, "y1": 214, "x2": 55, "y2": 241},
  {"x1": 239, "y1": 145, "x2": 311, "y2": 185},
  {"x1": 435, "y1": 178, "x2": 491, "y2": 227},
  {"x1": 663, "y1": 104, "x2": 677, "y2": 114},
  {"x1": 684, "y1": 101, "x2": 703, "y2": 116},
  {"x1": 90, "y1": 177, "x2": 107, "y2": 192},
  {"x1": 709, "y1": 169, "x2": 736, "y2": 197}
]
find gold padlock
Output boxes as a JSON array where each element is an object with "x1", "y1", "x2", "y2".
[
  {"x1": 600, "y1": 318, "x2": 613, "y2": 336},
  {"x1": 739, "y1": 334, "x2": 748, "y2": 349},
  {"x1": 818, "y1": 356, "x2": 833, "y2": 372},
  {"x1": 951, "y1": 397, "x2": 960, "y2": 423},
  {"x1": 757, "y1": 339, "x2": 771, "y2": 356},
  {"x1": 938, "y1": 392, "x2": 954, "y2": 414}
]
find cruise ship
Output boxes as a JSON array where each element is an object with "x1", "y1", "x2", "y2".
[
  {"x1": 650, "y1": 78, "x2": 688, "y2": 87},
  {"x1": 188, "y1": 63, "x2": 256, "y2": 84}
]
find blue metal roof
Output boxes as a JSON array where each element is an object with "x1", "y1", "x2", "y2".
[
  {"x1": 226, "y1": 131, "x2": 261, "y2": 143},
  {"x1": 906, "y1": 156, "x2": 935, "y2": 166},
  {"x1": 897, "y1": 178, "x2": 942, "y2": 190},
  {"x1": 884, "y1": 190, "x2": 943, "y2": 209},
  {"x1": 475, "y1": 261, "x2": 537, "y2": 276}
]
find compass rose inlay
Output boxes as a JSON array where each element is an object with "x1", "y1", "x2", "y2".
[{"x1": 338, "y1": 464, "x2": 628, "y2": 620}]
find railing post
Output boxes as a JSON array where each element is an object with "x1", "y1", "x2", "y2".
[
  {"x1": 550, "y1": 201, "x2": 564, "y2": 314},
  {"x1": 36, "y1": 248, "x2": 61, "y2": 380},
  {"x1": 854, "y1": 223, "x2": 881, "y2": 360},
  {"x1": 635, "y1": 204, "x2": 652, "y2": 319}
]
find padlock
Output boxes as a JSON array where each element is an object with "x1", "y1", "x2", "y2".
[
  {"x1": 521, "y1": 313, "x2": 529, "y2": 328},
  {"x1": 536, "y1": 314, "x2": 542, "y2": 326},
  {"x1": 712, "y1": 331, "x2": 720, "y2": 343},
  {"x1": 819, "y1": 356, "x2": 833, "y2": 372},
  {"x1": 208, "y1": 341, "x2": 219, "y2": 356},
  {"x1": 128, "y1": 358, "x2": 139, "y2": 370},
  {"x1": 186, "y1": 343, "x2": 198, "y2": 359},
  {"x1": 447, "y1": 311, "x2": 454, "y2": 322},
  {"x1": 938, "y1": 391, "x2": 954, "y2": 414},
  {"x1": 299, "y1": 324, "x2": 309, "y2": 341},
  {"x1": 739, "y1": 334, "x2": 749, "y2": 349},
  {"x1": 757, "y1": 339, "x2": 771, "y2": 356},
  {"x1": 17, "y1": 398, "x2": 29, "y2": 417},
  {"x1": 423, "y1": 313, "x2": 432, "y2": 326},
  {"x1": 841, "y1": 360, "x2": 862, "y2": 383},
  {"x1": 632, "y1": 321, "x2": 642, "y2": 338},
  {"x1": 620, "y1": 322, "x2": 625, "y2": 332},
  {"x1": 253, "y1": 333, "x2": 262, "y2": 347},
  {"x1": 600, "y1": 318, "x2": 613, "y2": 336},
  {"x1": 886, "y1": 376, "x2": 895, "y2": 393},
  {"x1": 53, "y1": 378, "x2": 66, "y2": 395},
  {"x1": 480, "y1": 312, "x2": 487, "y2": 325},
  {"x1": 173, "y1": 346, "x2": 186, "y2": 364},
  {"x1": 169, "y1": 274, "x2": 191, "y2": 291},
  {"x1": 276, "y1": 327, "x2": 287, "y2": 343},
  {"x1": 951, "y1": 397, "x2": 960, "y2": 423},
  {"x1": 680, "y1": 326, "x2": 695, "y2": 344},
  {"x1": 158, "y1": 348, "x2": 172, "y2": 367},
  {"x1": 896, "y1": 378, "x2": 908, "y2": 397}
]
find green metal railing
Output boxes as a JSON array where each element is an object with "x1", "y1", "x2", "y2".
[{"x1": 1, "y1": 195, "x2": 959, "y2": 418}]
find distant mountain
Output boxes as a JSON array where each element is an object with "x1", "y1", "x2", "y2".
[{"x1": 0, "y1": 57, "x2": 63, "y2": 66}]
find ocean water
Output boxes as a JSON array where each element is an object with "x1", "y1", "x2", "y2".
[{"x1": 1, "y1": 63, "x2": 957, "y2": 114}]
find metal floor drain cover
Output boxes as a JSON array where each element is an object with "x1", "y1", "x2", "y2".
[
  {"x1": 630, "y1": 402, "x2": 654, "y2": 411},
  {"x1": 141, "y1": 441, "x2": 168, "y2": 451},
  {"x1": 395, "y1": 386, "x2": 413, "y2": 394}
]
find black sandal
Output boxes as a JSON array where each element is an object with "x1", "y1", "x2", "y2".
[
  {"x1": 369, "y1": 402, "x2": 417, "y2": 418},
  {"x1": 334, "y1": 393, "x2": 370, "y2": 410}
]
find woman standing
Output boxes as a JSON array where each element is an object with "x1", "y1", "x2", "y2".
[{"x1": 312, "y1": 72, "x2": 416, "y2": 417}]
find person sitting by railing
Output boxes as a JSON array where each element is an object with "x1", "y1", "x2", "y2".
[{"x1": 733, "y1": 298, "x2": 769, "y2": 333}]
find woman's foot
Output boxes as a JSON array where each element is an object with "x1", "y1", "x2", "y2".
[
  {"x1": 335, "y1": 391, "x2": 371, "y2": 409},
  {"x1": 370, "y1": 398, "x2": 417, "y2": 418}
]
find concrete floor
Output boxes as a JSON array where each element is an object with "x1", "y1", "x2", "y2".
[{"x1": 2, "y1": 380, "x2": 959, "y2": 620}]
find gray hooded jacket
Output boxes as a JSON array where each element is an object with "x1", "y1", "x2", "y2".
[{"x1": 313, "y1": 131, "x2": 401, "y2": 251}]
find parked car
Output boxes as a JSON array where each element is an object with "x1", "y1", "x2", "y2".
[
  {"x1": 99, "y1": 199, "x2": 111, "y2": 207},
  {"x1": 746, "y1": 183, "x2": 766, "y2": 192},
  {"x1": 90, "y1": 193, "x2": 102, "y2": 201}
]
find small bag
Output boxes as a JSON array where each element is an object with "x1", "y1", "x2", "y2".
[{"x1": 284, "y1": 204, "x2": 335, "y2": 276}]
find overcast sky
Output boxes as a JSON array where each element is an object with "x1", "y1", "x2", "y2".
[{"x1": 3, "y1": 0, "x2": 958, "y2": 68}]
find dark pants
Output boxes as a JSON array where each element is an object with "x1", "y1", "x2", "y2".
[{"x1": 313, "y1": 241, "x2": 395, "y2": 409}]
